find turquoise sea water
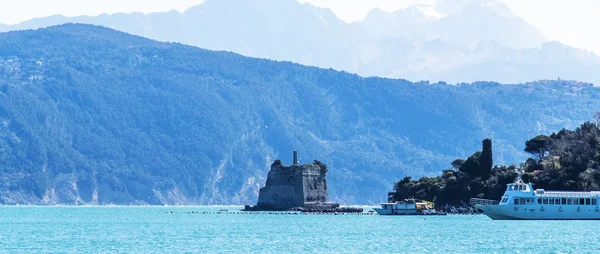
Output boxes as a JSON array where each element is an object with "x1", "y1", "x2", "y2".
[{"x1": 0, "y1": 206, "x2": 598, "y2": 253}]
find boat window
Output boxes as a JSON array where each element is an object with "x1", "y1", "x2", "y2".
[
  {"x1": 593, "y1": 199, "x2": 597, "y2": 206},
  {"x1": 543, "y1": 198, "x2": 548, "y2": 204},
  {"x1": 561, "y1": 198, "x2": 566, "y2": 205},
  {"x1": 537, "y1": 198, "x2": 542, "y2": 204},
  {"x1": 519, "y1": 199, "x2": 525, "y2": 205},
  {"x1": 575, "y1": 198, "x2": 579, "y2": 205},
  {"x1": 549, "y1": 198, "x2": 555, "y2": 205},
  {"x1": 580, "y1": 198, "x2": 585, "y2": 205},
  {"x1": 555, "y1": 198, "x2": 560, "y2": 205},
  {"x1": 514, "y1": 198, "x2": 519, "y2": 205},
  {"x1": 586, "y1": 199, "x2": 591, "y2": 205},
  {"x1": 568, "y1": 198, "x2": 573, "y2": 205}
]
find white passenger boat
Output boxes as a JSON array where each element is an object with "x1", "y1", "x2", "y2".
[
  {"x1": 473, "y1": 176, "x2": 600, "y2": 220},
  {"x1": 374, "y1": 198, "x2": 443, "y2": 215}
]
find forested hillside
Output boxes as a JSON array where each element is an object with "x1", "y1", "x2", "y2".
[
  {"x1": 1, "y1": 24, "x2": 600, "y2": 205},
  {"x1": 390, "y1": 121, "x2": 600, "y2": 208}
]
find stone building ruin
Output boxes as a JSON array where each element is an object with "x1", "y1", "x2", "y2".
[{"x1": 244, "y1": 151, "x2": 342, "y2": 211}]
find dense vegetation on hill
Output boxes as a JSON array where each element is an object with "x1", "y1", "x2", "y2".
[
  {"x1": 390, "y1": 121, "x2": 600, "y2": 208},
  {"x1": 1, "y1": 24, "x2": 600, "y2": 205}
]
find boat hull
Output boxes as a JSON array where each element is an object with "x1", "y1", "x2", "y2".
[
  {"x1": 373, "y1": 208, "x2": 419, "y2": 215},
  {"x1": 476, "y1": 204, "x2": 600, "y2": 220},
  {"x1": 373, "y1": 208, "x2": 444, "y2": 216}
]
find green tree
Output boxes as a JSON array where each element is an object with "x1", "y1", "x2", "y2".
[
  {"x1": 459, "y1": 152, "x2": 481, "y2": 177},
  {"x1": 524, "y1": 158, "x2": 538, "y2": 173},
  {"x1": 451, "y1": 159, "x2": 465, "y2": 170},
  {"x1": 524, "y1": 135, "x2": 551, "y2": 160}
]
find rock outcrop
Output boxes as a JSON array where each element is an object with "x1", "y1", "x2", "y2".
[{"x1": 244, "y1": 151, "x2": 348, "y2": 211}]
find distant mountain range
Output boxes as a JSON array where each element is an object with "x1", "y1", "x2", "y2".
[
  {"x1": 1, "y1": 0, "x2": 599, "y2": 85},
  {"x1": 1, "y1": 24, "x2": 599, "y2": 205}
]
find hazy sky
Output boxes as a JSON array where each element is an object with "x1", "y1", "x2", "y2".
[{"x1": 1, "y1": 0, "x2": 599, "y2": 54}]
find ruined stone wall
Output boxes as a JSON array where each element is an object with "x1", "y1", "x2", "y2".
[
  {"x1": 255, "y1": 159, "x2": 334, "y2": 210},
  {"x1": 301, "y1": 163, "x2": 328, "y2": 203},
  {"x1": 256, "y1": 161, "x2": 303, "y2": 209}
]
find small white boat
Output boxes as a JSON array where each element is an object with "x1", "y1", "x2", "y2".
[
  {"x1": 374, "y1": 198, "x2": 443, "y2": 215},
  {"x1": 473, "y1": 175, "x2": 600, "y2": 220}
]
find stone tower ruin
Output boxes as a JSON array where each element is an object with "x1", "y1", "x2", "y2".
[{"x1": 244, "y1": 151, "x2": 340, "y2": 211}]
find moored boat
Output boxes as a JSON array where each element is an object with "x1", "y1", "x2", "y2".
[
  {"x1": 473, "y1": 175, "x2": 600, "y2": 220},
  {"x1": 374, "y1": 198, "x2": 445, "y2": 215}
]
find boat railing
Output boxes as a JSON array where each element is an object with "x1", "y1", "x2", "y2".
[
  {"x1": 540, "y1": 191, "x2": 599, "y2": 197},
  {"x1": 469, "y1": 198, "x2": 499, "y2": 206}
]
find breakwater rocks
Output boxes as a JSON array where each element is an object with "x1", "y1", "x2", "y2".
[
  {"x1": 165, "y1": 210, "x2": 376, "y2": 215},
  {"x1": 243, "y1": 205, "x2": 364, "y2": 214},
  {"x1": 244, "y1": 151, "x2": 362, "y2": 213}
]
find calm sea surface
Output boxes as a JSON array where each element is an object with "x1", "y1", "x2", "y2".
[{"x1": 0, "y1": 206, "x2": 598, "y2": 253}]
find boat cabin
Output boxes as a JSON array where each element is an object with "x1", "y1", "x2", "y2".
[
  {"x1": 498, "y1": 180, "x2": 600, "y2": 207},
  {"x1": 506, "y1": 183, "x2": 532, "y2": 192}
]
